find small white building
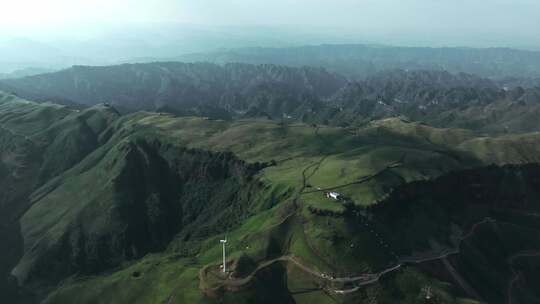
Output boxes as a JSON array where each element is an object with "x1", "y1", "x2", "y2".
[{"x1": 326, "y1": 191, "x2": 341, "y2": 200}]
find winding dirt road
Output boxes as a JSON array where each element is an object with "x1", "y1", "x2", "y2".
[
  {"x1": 197, "y1": 127, "x2": 539, "y2": 301},
  {"x1": 199, "y1": 214, "x2": 504, "y2": 298}
]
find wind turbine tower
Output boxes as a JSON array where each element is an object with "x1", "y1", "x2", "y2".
[{"x1": 220, "y1": 239, "x2": 228, "y2": 273}]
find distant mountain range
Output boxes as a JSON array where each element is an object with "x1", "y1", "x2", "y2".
[
  {"x1": 3, "y1": 41, "x2": 540, "y2": 82},
  {"x1": 0, "y1": 67, "x2": 56, "y2": 80},
  {"x1": 2, "y1": 62, "x2": 539, "y2": 134},
  {"x1": 0, "y1": 38, "x2": 93, "y2": 74},
  {"x1": 0, "y1": 62, "x2": 346, "y2": 116},
  {"x1": 174, "y1": 44, "x2": 540, "y2": 80}
]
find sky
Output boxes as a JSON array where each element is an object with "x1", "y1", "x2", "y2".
[
  {"x1": 0, "y1": 0, "x2": 539, "y2": 45},
  {"x1": 0, "y1": 0, "x2": 539, "y2": 73}
]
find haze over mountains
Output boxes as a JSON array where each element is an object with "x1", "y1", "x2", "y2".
[
  {"x1": 3, "y1": 1, "x2": 540, "y2": 303},
  {"x1": 175, "y1": 45, "x2": 540, "y2": 80},
  {"x1": 4, "y1": 40, "x2": 540, "y2": 80}
]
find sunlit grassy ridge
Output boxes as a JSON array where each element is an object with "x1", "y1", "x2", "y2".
[{"x1": 137, "y1": 115, "x2": 493, "y2": 207}]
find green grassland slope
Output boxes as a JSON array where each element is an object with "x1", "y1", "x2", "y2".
[{"x1": 1, "y1": 91, "x2": 540, "y2": 303}]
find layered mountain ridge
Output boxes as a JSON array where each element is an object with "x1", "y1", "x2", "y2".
[
  {"x1": 2, "y1": 63, "x2": 540, "y2": 134},
  {"x1": 174, "y1": 44, "x2": 540, "y2": 80}
]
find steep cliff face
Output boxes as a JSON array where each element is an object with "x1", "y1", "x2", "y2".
[{"x1": 13, "y1": 137, "x2": 267, "y2": 291}]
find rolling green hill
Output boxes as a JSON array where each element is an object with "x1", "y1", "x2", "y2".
[{"x1": 2, "y1": 91, "x2": 540, "y2": 303}]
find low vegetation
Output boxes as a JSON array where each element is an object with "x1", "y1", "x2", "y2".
[{"x1": 2, "y1": 91, "x2": 540, "y2": 303}]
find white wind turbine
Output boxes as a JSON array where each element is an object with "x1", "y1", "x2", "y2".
[{"x1": 220, "y1": 238, "x2": 228, "y2": 273}]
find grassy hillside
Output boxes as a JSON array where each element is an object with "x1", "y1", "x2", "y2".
[
  {"x1": 0, "y1": 92, "x2": 119, "y2": 303},
  {"x1": 2, "y1": 93, "x2": 540, "y2": 303},
  {"x1": 368, "y1": 164, "x2": 540, "y2": 303}
]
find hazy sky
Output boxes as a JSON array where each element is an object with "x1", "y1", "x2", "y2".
[{"x1": 1, "y1": 0, "x2": 539, "y2": 47}]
